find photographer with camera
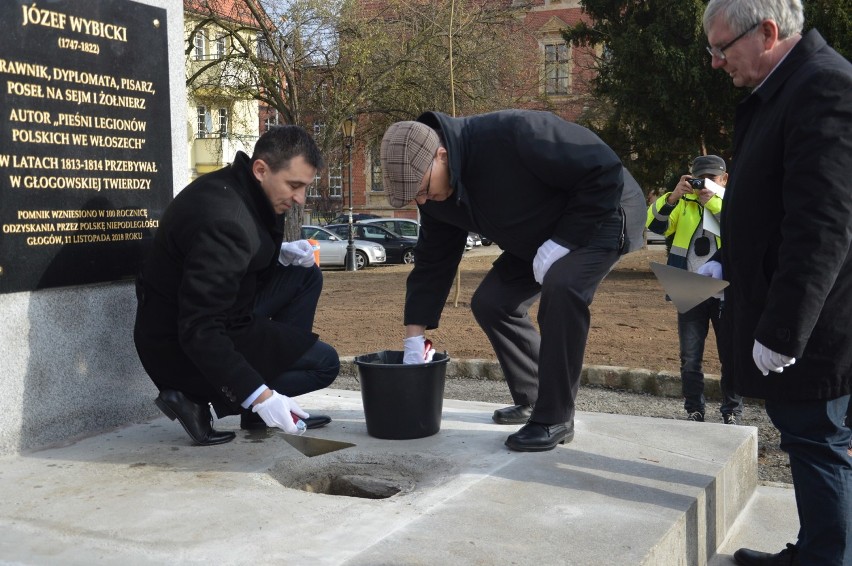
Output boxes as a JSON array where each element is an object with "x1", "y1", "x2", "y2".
[{"x1": 647, "y1": 155, "x2": 743, "y2": 424}]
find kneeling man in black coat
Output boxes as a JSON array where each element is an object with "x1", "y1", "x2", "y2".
[{"x1": 134, "y1": 126, "x2": 339, "y2": 445}]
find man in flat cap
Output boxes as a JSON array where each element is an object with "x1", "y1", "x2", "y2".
[
  {"x1": 380, "y1": 110, "x2": 645, "y2": 451},
  {"x1": 647, "y1": 155, "x2": 742, "y2": 424}
]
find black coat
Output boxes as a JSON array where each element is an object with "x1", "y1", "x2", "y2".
[
  {"x1": 134, "y1": 152, "x2": 317, "y2": 409},
  {"x1": 405, "y1": 110, "x2": 645, "y2": 328},
  {"x1": 720, "y1": 30, "x2": 852, "y2": 401}
]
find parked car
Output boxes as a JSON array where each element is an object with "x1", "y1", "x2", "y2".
[
  {"x1": 360, "y1": 217, "x2": 420, "y2": 239},
  {"x1": 479, "y1": 235, "x2": 493, "y2": 246},
  {"x1": 468, "y1": 233, "x2": 482, "y2": 247},
  {"x1": 325, "y1": 213, "x2": 380, "y2": 225},
  {"x1": 300, "y1": 225, "x2": 386, "y2": 270},
  {"x1": 325, "y1": 223, "x2": 417, "y2": 264}
]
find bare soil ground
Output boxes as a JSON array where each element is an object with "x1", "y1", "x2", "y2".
[
  {"x1": 314, "y1": 246, "x2": 799, "y2": 486},
  {"x1": 314, "y1": 245, "x2": 714, "y2": 375}
]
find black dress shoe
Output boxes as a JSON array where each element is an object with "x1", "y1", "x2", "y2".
[
  {"x1": 733, "y1": 544, "x2": 799, "y2": 565},
  {"x1": 241, "y1": 411, "x2": 332, "y2": 430},
  {"x1": 505, "y1": 420, "x2": 574, "y2": 452},
  {"x1": 492, "y1": 404, "x2": 533, "y2": 424},
  {"x1": 155, "y1": 390, "x2": 236, "y2": 446}
]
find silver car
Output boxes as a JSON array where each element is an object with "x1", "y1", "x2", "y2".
[
  {"x1": 300, "y1": 225, "x2": 386, "y2": 270},
  {"x1": 359, "y1": 217, "x2": 420, "y2": 239}
]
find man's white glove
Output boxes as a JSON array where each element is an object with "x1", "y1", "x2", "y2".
[
  {"x1": 252, "y1": 390, "x2": 310, "y2": 434},
  {"x1": 533, "y1": 239, "x2": 571, "y2": 284},
  {"x1": 697, "y1": 260, "x2": 723, "y2": 279},
  {"x1": 403, "y1": 335, "x2": 436, "y2": 364},
  {"x1": 279, "y1": 240, "x2": 315, "y2": 267},
  {"x1": 752, "y1": 340, "x2": 797, "y2": 376}
]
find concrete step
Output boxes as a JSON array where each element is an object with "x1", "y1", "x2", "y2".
[
  {"x1": 0, "y1": 389, "x2": 790, "y2": 565},
  {"x1": 709, "y1": 484, "x2": 798, "y2": 565}
]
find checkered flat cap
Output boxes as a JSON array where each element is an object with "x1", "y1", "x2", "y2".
[{"x1": 380, "y1": 121, "x2": 440, "y2": 208}]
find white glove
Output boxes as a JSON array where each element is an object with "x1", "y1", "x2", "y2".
[
  {"x1": 279, "y1": 240, "x2": 315, "y2": 267},
  {"x1": 697, "y1": 260, "x2": 723, "y2": 279},
  {"x1": 403, "y1": 335, "x2": 435, "y2": 364},
  {"x1": 533, "y1": 239, "x2": 571, "y2": 284},
  {"x1": 752, "y1": 340, "x2": 797, "y2": 376},
  {"x1": 252, "y1": 390, "x2": 310, "y2": 434}
]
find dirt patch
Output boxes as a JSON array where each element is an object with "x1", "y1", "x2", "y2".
[{"x1": 314, "y1": 245, "x2": 717, "y2": 376}]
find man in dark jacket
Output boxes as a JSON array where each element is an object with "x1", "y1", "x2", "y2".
[
  {"x1": 379, "y1": 110, "x2": 646, "y2": 452},
  {"x1": 134, "y1": 126, "x2": 339, "y2": 446},
  {"x1": 700, "y1": 0, "x2": 852, "y2": 563}
]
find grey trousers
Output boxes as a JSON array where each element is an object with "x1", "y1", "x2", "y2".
[{"x1": 471, "y1": 245, "x2": 620, "y2": 424}]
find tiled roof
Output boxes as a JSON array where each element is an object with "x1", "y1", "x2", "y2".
[{"x1": 184, "y1": 0, "x2": 265, "y2": 28}]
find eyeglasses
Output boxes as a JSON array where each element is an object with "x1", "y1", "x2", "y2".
[
  {"x1": 414, "y1": 160, "x2": 433, "y2": 201},
  {"x1": 706, "y1": 22, "x2": 760, "y2": 60}
]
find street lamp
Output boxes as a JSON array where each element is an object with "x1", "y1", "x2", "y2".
[{"x1": 341, "y1": 116, "x2": 357, "y2": 271}]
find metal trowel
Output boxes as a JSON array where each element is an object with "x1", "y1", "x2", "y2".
[{"x1": 282, "y1": 433, "x2": 355, "y2": 457}]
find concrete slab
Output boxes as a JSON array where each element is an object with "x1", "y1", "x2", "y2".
[
  {"x1": 0, "y1": 389, "x2": 783, "y2": 565},
  {"x1": 709, "y1": 484, "x2": 799, "y2": 565}
]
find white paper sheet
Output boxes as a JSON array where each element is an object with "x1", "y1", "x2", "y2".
[{"x1": 649, "y1": 262, "x2": 729, "y2": 313}]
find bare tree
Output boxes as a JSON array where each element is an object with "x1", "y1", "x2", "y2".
[{"x1": 185, "y1": 0, "x2": 544, "y2": 238}]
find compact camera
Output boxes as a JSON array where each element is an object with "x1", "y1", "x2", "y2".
[{"x1": 688, "y1": 178, "x2": 705, "y2": 189}]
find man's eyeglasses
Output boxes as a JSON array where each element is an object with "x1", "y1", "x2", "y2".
[
  {"x1": 415, "y1": 160, "x2": 433, "y2": 201},
  {"x1": 706, "y1": 22, "x2": 760, "y2": 60}
]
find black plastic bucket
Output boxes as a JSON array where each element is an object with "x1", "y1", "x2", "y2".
[{"x1": 354, "y1": 350, "x2": 450, "y2": 440}]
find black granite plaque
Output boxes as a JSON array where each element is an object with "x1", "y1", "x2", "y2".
[{"x1": 0, "y1": 0, "x2": 173, "y2": 293}]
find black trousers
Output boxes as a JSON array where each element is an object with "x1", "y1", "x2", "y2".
[{"x1": 471, "y1": 245, "x2": 620, "y2": 424}]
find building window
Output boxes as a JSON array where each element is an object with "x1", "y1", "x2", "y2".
[
  {"x1": 217, "y1": 108, "x2": 228, "y2": 136},
  {"x1": 313, "y1": 121, "x2": 325, "y2": 139},
  {"x1": 370, "y1": 145, "x2": 383, "y2": 192},
  {"x1": 215, "y1": 34, "x2": 227, "y2": 59},
  {"x1": 193, "y1": 31, "x2": 206, "y2": 60},
  {"x1": 197, "y1": 105, "x2": 212, "y2": 138},
  {"x1": 329, "y1": 163, "x2": 342, "y2": 198},
  {"x1": 309, "y1": 172, "x2": 321, "y2": 198},
  {"x1": 257, "y1": 32, "x2": 273, "y2": 61},
  {"x1": 544, "y1": 43, "x2": 570, "y2": 95},
  {"x1": 264, "y1": 109, "x2": 279, "y2": 133}
]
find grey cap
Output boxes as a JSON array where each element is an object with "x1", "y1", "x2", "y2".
[
  {"x1": 691, "y1": 155, "x2": 726, "y2": 177},
  {"x1": 380, "y1": 121, "x2": 440, "y2": 208}
]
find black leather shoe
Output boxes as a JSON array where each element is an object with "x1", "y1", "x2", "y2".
[
  {"x1": 505, "y1": 420, "x2": 574, "y2": 452},
  {"x1": 241, "y1": 411, "x2": 331, "y2": 430},
  {"x1": 733, "y1": 544, "x2": 799, "y2": 565},
  {"x1": 155, "y1": 390, "x2": 236, "y2": 446},
  {"x1": 492, "y1": 404, "x2": 533, "y2": 424}
]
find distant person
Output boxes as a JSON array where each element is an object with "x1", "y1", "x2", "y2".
[
  {"x1": 134, "y1": 126, "x2": 339, "y2": 446},
  {"x1": 379, "y1": 110, "x2": 646, "y2": 452},
  {"x1": 700, "y1": 0, "x2": 852, "y2": 563},
  {"x1": 647, "y1": 155, "x2": 742, "y2": 424}
]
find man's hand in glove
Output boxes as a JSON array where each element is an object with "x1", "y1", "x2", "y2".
[
  {"x1": 252, "y1": 390, "x2": 310, "y2": 434},
  {"x1": 279, "y1": 240, "x2": 316, "y2": 267},
  {"x1": 403, "y1": 335, "x2": 436, "y2": 364},
  {"x1": 533, "y1": 239, "x2": 570, "y2": 284},
  {"x1": 697, "y1": 260, "x2": 723, "y2": 279},
  {"x1": 752, "y1": 340, "x2": 796, "y2": 376}
]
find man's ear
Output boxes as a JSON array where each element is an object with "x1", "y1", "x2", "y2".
[
  {"x1": 252, "y1": 159, "x2": 267, "y2": 183},
  {"x1": 437, "y1": 146, "x2": 448, "y2": 163},
  {"x1": 760, "y1": 19, "x2": 779, "y2": 48}
]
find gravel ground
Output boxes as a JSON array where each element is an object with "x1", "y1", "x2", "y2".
[{"x1": 332, "y1": 375, "x2": 792, "y2": 485}]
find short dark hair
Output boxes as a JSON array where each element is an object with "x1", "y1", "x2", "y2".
[{"x1": 252, "y1": 125, "x2": 324, "y2": 172}]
